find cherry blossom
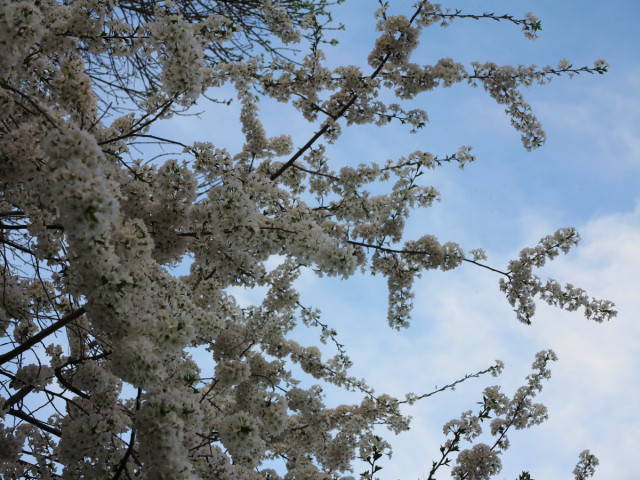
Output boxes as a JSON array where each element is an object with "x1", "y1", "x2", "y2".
[{"x1": 0, "y1": 1, "x2": 612, "y2": 479}]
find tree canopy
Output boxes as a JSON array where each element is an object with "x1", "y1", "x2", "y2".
[{"x1": 0, "y1": 1, "x2": 614, "y2": 479}]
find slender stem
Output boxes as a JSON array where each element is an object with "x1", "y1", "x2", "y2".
[
  {"x1": 347, "y1": 239, "x2": 511, "y2": 277},
  {"x1": 395, "y1": 363, "x2": 500, "y2": 405},
  {"x1": 269, "y1": 2, "x2": 422, "y2": 182},
  {"x1": 0, "y1": 83, "x2": 62, "y2": 131},
  {"x1": 7, "y1": 408, "x2": 62, "y2": 437},
  {"x1": 269, "y1": 97, "x2": 356, "y2": 181},
  {"x1": 462, "y1": 257, "x2": 511, "y2": 277},
  {"x1": 3, "y1": 385, "x2": 34, "y2": 409},
  {"x1": 111, "y1": 388, "x2": 141, "y2": 480},
  {"x1": 0, "y1": 307, "x2": 86, "y2": 366}
]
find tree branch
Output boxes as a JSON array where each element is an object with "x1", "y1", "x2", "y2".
[
  {"x1": 0, "y1": 307, "x2": 86, "y2": 366},
  {"x1": 6, "y1": 408, "x2": 62, "y2": 437}
]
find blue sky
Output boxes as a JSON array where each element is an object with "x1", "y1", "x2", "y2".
[{"x1": 154, "y1": 1, "x2": 640, "y2": 478}]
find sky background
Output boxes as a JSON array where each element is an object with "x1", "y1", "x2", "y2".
[{"x1": 153, "y1": 1, "x2": 640, "y2": 478}]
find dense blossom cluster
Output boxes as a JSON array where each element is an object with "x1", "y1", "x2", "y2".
[
  {"x1": 499, "y1": 228, "x2": 616, "y2": 324},
  {"x1": 0, "y1": 1, "x2": 613, "y2": 479}
]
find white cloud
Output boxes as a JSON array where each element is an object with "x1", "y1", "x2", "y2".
[{"x1": 294, "y1": 202, "x2": 640, "y2": 479}]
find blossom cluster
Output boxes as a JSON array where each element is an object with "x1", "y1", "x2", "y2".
[
  {"x1": 500, "y1": 228, "x2": 617, "y2": 323},
  {"x1": 432, "y1": 350, "x2": 594, "y2": 480}
]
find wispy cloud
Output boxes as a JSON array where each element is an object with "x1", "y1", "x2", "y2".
[{"x1": 292, "y1": 202, "x2": 640, "y2": 479}]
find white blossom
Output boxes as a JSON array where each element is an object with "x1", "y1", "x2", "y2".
[{"x1": 0, "y1": 1, "x2": 614, "y2": 479}]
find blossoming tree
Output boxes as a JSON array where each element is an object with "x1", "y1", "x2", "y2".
[{"x1": 0, "y1": 1, "x2": 615, "y2": 479}]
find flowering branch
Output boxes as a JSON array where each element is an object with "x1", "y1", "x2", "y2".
[{"x1": 0, "y1": 307, "x2": 86, "y2": 366}]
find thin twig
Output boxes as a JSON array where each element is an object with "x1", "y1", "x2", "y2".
[{"x1": 0, "y1": 307, "x2": 86, "y2": 366}]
